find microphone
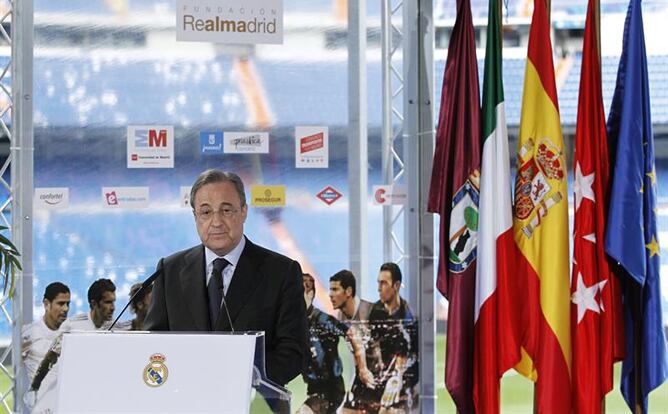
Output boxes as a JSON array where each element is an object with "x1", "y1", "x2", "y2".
[
  {"x1": 220, "y1": 287, "x2": 235, "y2": 333},
  {"x1": 108, "y1": 267, "x2": 163, "y2": 331}
]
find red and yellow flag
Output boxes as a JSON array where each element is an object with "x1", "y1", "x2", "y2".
[{"x1": 511, "y1": 0, "x2": 571, "y2": 411}]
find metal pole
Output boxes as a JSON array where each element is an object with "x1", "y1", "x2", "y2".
[
  {"x1": 11, "y1": 0, "x2": 35, "y2": 411},
  {"x1": 404, "y1": 0, "x2": 435, "y2": 411},
  {"x1": 381, "y1": 0, "x2": 392, "y2": 262},
  {"x1": 348, "y1": 0, "x2": 368, "y2": 292}
]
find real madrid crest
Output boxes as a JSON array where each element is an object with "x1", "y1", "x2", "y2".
[{"x1": 143, "y1": 353, "x2": 169, "y2": 387}]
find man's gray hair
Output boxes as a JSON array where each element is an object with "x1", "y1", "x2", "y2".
[{"x1": 189, "y1": 169, "x2": 247, "y2": 208}]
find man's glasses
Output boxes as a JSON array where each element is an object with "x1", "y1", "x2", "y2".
[{"x1": 194, "y1": 206, "x2": 239, "y2": 221}]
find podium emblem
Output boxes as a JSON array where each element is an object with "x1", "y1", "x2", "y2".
[{"x1": 143, "y1": 353, "x2": 169, "y2": 387}]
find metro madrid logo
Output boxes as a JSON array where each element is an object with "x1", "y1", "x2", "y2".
[
  {"x1": 127, "y1": 125, "x2": 174, "y2": 168},
  {"x1": 200, "y1": 131, "x2": 224, "y2": 155}
]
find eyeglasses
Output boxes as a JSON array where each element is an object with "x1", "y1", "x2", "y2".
[{"x1": 194, "y1": 206, "x2": 240, "y2": 221}]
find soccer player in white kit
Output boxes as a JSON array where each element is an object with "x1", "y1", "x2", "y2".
[
  {"x1": 61, "y1": 278, "x2": 124, "y2": 331},
  {"x1": 21, "y1": 282, "x2": 70, "y2": 414}
]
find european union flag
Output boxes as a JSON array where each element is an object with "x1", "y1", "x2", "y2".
[{"x1": 605, "y1": 0, "x2": 668, "y2": 411}]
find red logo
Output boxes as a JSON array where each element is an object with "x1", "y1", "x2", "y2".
[
  {"x1": 300, "y1": 133, "x2": 324, "y2": 154},
  {"x1": 131, "y1": 154, "x2": 138, "y2": 161},
  {"x1": 374, "y1": 188, "x2": 387, "y2": 204},
  {"x1": 105, "y1": 191, "x2": 118, "y2": 205},
  {"x1": 316, "y1": 186, "x2": 342, "y2": 206}
]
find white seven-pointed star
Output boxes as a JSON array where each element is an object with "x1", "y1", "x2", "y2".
[
  {"x1": 574, "y1": 162, "x2": 596, "y2": 211},
  {"x1": 571, "y1": 272, "x2": 607, "y2": 323},
  {"x1": 582, "y1": 233, "x2": 596, "y2": 243}
]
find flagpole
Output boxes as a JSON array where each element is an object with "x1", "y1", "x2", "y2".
[{"x1": 634, "y1": 283, "x2": 643, "y2": 414}]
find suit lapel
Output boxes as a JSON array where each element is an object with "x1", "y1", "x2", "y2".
[
  {"x1": 179, "y1": 245, "x2": 210, "y2": 330},
  {"x1": 215, "y1": 238, "x2": 264, "y2": 331}
]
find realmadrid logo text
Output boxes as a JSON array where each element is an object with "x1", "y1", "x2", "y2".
[{"x1": 143, "y1": 353, "x2": 169, "y2": 387}]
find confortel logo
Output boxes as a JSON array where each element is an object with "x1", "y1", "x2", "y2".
[
  {"x1": 40, "y1": 193, "x2": 64, "y2": 206},
  {"x1": 35, "y1": 188, "x2": 70, "y2": 210},
  {"x1": 316, "y1": 186, "x2": 342, "y2": 206}
]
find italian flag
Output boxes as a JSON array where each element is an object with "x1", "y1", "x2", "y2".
[{"x1": 473, "y1": 0, "x2": 521, "y2": 412}]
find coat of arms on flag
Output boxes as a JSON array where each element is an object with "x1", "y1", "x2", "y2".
[
  {"x1": 448, "y1": 171, "x2": 480, "y2": 273},
  {"x1": 514, "y1": 138, "x2": 565, "y2": 239}
]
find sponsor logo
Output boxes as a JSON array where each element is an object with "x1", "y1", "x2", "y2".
[
  {"x1": 224, "y1": 132, "x2": 269, "y2": 154},
  {"x1": 143, "y1": 354, "x2": 169, "y2": 387},
  {"x1": 200, "y1": 131, "x2": 224, "y2": 155},
  {"x1": 177, "y1": 0, "x2": 283, "y2": 45},
  {"x1": 133, "y1": 128, "x2": 168, "y2": 148},
  {"x1": 34, "y1": 188, "x2": 70, "y2": 210},
  {"x1": 300, "y1": 133, "x2": 324, "y2": 154},
  {"x1": 102, "y1": 187, "x2": 150, "y2": 208},
  {"x1": 105, "y1": 191, "x2": 119, "y2": 206},
  {"x1": 295, "y1": 126, "x2": 328, "y2": 168},
  {"x1": 250, "y1": 185, "x2": 285, "y2": 207},
  {"x1": 127, "y1": 125, "x2": 174, "y2": 169},
  {"x1": 316, "y1": 186, "x2": 342, "y2": 206},
  {"x1": 372, "y1": 186, "x2": 407, "y2": 205}
]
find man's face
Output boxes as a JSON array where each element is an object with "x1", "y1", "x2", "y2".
[
  {"x1": 377, "y1": 270, "x2": 399, "y2": 304},
  {"x1": 44, "y1": 292, "x2": 70, "y2": 328},
  {"x1": 193, "y1": 181, "x2": 248, "y2": 256},
  {"x1": 302, "y1": 275, "x2": 315, "y2": 294},
  {"x1": 93, "y1": 290, "x2": 116, "y2": 321},
  {"x1": 329, "y1": 281, "x2": 352, "y2": 310}
]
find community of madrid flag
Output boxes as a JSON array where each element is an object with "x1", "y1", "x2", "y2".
[
  {"x1": 473, "y1": 0, "x2": 521, "y2": 412},
  {"x1": 427, "y1": 0, "x2": 480, "y2": 411},
  {"x1": 570, "y1": 0, "x2": 625, "y2": 412},
  {"x1": 511, "y1": 0, "x2": 571, "y2": 411},
  {"x1": 604, "y1": 0, "x2": 668, "y2": 411}
]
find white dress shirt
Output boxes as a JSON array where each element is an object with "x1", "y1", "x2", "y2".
[{"x1": 205, "y1": 236, "x2": 246, "y2": 297}]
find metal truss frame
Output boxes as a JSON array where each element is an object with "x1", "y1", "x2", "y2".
[{"x1": 4, "y1": 0, "x2": 34, "y2": 411}]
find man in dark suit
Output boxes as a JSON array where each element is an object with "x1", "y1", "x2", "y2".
[{"x1": 144, "y1": 169, "x2": 308, "y2": 388}]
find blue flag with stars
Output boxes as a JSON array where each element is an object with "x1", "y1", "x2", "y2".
[{"x1": 605, "y1": 0, "x2": 668, "y2": 411}]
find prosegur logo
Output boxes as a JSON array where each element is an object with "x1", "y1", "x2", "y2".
[
  {"x1": 200, "y1": 131, "x2": 223, "y2": 155},
  {"x1": 250, "y1": 185, "x2": 285, "y2": 207}
]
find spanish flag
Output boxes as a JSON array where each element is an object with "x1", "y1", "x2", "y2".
[{"x1": 512, "y1": 0, "x2": 571, "y2": 411}]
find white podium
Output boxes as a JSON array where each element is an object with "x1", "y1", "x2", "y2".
[{"x1": 55, "y1": 331, "x2": 289, "y2": 414}]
